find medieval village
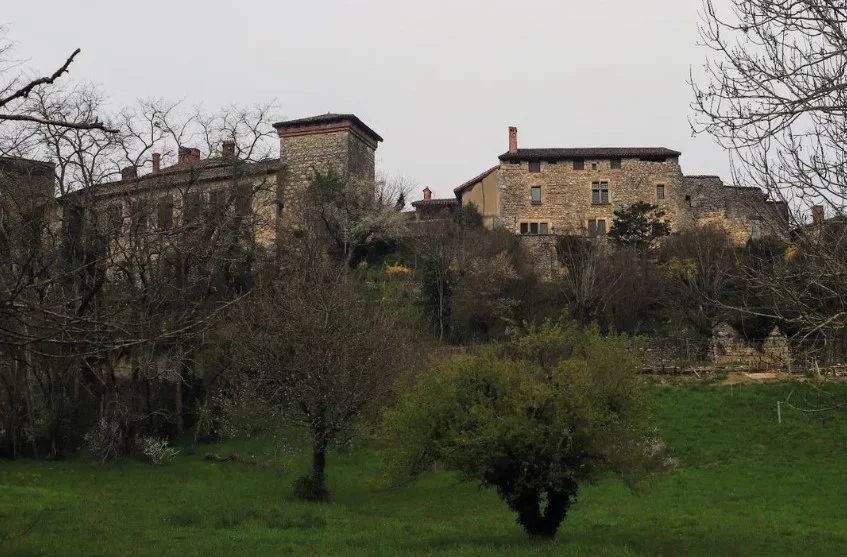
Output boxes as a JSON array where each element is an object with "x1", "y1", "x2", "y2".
[{"x1": 2, "y1": 1, "x2": 847, "y2": 555}]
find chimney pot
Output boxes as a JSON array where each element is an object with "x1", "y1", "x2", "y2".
[
  {"x1": 178, "y1": 147, "x2": 201, "y2": 165},
  {"x1": 423, "y1": 186, "x2": 432, "y2": 201},
  {"x1": 812, "y1": 205, "x2": 825, "y2": 224},
  {"x1": 152, "y1": 152, "x2": 161, "y2": 173},
  {"x1": 222, "y1": 140, "x2": 236, "y2": 159},
  {"x1": 508, "y1": 126, "x2": 518, "y2": 153},
  {"x1": 121, "y1": 166, "x2": 138, "y2": 181}
]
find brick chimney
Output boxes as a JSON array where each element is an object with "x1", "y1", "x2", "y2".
[
  {"x1": 508, "y1": 126, "x2": 518, "y2": 153},
  {"x1": 812, "y1": 205, "x2": 825, "y2": 224},
  {"x1": 178, "y1": 147, "x2": 201, "y2": 165},
  {"x1": 423, "y1": 186, "x2": 432, "y2": 201},
  {"x1": 152, "y1": 152, "x2": 161, "y2": 173},
  {"x1": 121, "y1": 166, "x2": 138, "y2": 181},
  {"x1": 222, "y1": 140, "x2": 236, "y2": 159}
]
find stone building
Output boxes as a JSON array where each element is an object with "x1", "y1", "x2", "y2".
[
  {"x1": 0, "y1": 157, "x2": 56, "y2": 259},
  {"x1": 410, "y1": 186, "x2": 458, "y2": 222},
  {"x1": 59, "y1": 113, "x2": 383, "y2": 257},
  {"x1": 448, "y1": 126, "x2": 788, "y2": 242},
  {"x1": 274, "y1": 113, "x2": 383, "y2": 233}
]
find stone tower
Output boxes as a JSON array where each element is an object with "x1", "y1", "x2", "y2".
[{"x1": 272, "y1": 113, "x2": 383, "y2": 232}]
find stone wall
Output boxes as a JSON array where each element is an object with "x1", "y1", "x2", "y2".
[
  {"x1": 709, "y1": 322, "x2": 790, "y2": 369},
  {"x1": 679, "y1": 176, "x2": 788, "y2": 245},
  {"x1": 279, "y1": 130, "x2": 350, "y2": 230},
  {"x1": 498, "y1": 157, "x2": 686, "y2": 235},
  {"x1": 496, "y1": 160, "x2": 789, "y2": 261}
]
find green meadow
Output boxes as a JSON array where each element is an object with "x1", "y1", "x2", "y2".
[{"x1": 2, "y1": 381, "x2": 846, "y2": 556}]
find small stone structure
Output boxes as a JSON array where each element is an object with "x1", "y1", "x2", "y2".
[{"x1": 709, "y1": 322, "x2": 790, "y2": 369}]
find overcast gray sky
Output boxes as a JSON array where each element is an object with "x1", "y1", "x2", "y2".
[{"x1": 5, "y1": 0, "x2": 728, "y2": 200}]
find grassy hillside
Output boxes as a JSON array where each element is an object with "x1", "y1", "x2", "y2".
[{"x1": 1, "y1": 381, "x2": 846, "y2": 556}]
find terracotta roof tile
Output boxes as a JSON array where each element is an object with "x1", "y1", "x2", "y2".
[{"x1": 499, "y1": 147, "x2": 681, "y2": 161}]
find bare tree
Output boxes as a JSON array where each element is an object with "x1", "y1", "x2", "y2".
[
  {"x1": 227, "y1": 253, "x2": 413, "y2": 499},
  {"x1": 0, "y1": 66, "x2": 280, "y2": 456},
  {"x1": 691, "y1": 0, "x2": 847, "y2": 214},
  {"x1": 0, "y1": 27, "x2": 115, "y2": 139},
  {"x1": 692, "y1": 1, "x2": 847, "y2": 346}
]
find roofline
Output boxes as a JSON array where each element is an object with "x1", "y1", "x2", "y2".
[
  {"x1": 411, "y1": 198, "x2": 458, "y2": 207},
  {"x1": 498, "y1": 148, "x2": 682, "y2": 161},
  {"x1": 273, "y1": 114, "x2": 384, "y2": 143},
  {"x1": 59, "y1": 157, "x2": 280, "y2": 202},
  {"x1": 453, "y1": 165, "x2": 499, "y2": 195}
]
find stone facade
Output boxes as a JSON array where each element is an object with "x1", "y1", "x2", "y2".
[
  {"x1": 0, "y1": 156, "x2": 56, "y2": 263},
  {"x1": 58, "y1": 113, "x2": 382, "y2": 259},
  {"x1": 275, "y1": 114, "x2": 381, "y2": 233},
  {"x1": 449, "y1": 127, "x2": 789, "y2": 246},
  {"x1": 679, "y1": 176, "x2": 788, "y2": 244},
  {"x1": 498, "y1": 153, "x2": 686, "y2": 237}
]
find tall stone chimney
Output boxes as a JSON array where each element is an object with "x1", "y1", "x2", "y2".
[
  {"x1": 121, "y1": 166, "x2": 138, "y2": 181},
  {"x1": 178, "y1": 147, "x2": 201, "y2": 165},
  {"x1": 152, "y1": 152, "x2": 161, "y2": 173},
  {"x1": 508, "y1": 126, "x2": 518, "y2": 153},
  {"x1": 423, "y1": 186, "x2": 432, "y2": 201},
  {"x1": 812, "y1": 205, "x2": 825, "y2": 224},
  {"x1": 222, "y1": 140, "x2": 236, "y2": 159}
]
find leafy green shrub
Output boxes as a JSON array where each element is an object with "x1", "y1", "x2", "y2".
[{"x1": 384, "y1": 320, "x2": 664, "y2": 538}]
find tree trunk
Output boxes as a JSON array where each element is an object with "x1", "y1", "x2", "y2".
[{"x1": 311, "y1": 436, "x2": 327, "y2": 487}]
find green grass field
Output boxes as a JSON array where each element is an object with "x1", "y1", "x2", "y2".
[{"x1": 2, "y1": 380, "x2": 847, "y2": 556}]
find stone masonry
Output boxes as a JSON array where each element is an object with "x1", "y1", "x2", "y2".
[
  {"x1": 449, "y1": 127, "x2": 789, "y2": 245},
  {"x1": 274, "y1": 114, "x2": 382, "y2": 233},
  {"x1": 498, "y1": 150, "x2": 686, "y2": 236}
]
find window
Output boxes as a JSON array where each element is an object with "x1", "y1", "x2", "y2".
[
  {"x1": 573, "y1": 159, "x2": 585, "y2": 170},
  {"x1": 685, "y1": 194, "x2": 692, "y2": 207},
  {"x1": 531, "y1": 186, "x2": 542, "y2": 204},
  {"x1": 588, "y1": 219, "x2": 607, "y2": 237},
  {"x1": 209, "y1": 189, "x2": 228, "y2": 216},
  {"x1": 656, "y1": 184, "x2": 665, "y2": 199},
  {"x1": 132, "y1": 201, "x2": 148, "y2": 232},
  {"x1": 591, "y1": 181, "x2": 609, "y2": 205},
  {"x1": 611, "y1": 158, "x2": 622, "y2": 169},
  {"x1": 157, "y1": 196, "x2": 174, "y2": 230},
  {"x1": 183, "y1": 192, "x2": 201, "y2": 225},
  {"x1": 519, "y1": 222, "x2": 550, "y2": 235},
  {"x1": 529, "y1": 161, "x2": 541, "y2": 173},
  {"x1": 234, "y1": 184, "x2": 252, "y2": 217},
  {"x1": 107, "y1": 204, "x2": 123, "y2": 234},
  {"x1": 751, "y1": 220, "x2": 762, "y2": 240},
  {"x1": 591, "y1": 162, "x2": 598, "y2": 171}
]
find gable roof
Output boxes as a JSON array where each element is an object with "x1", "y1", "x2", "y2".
[
  {"x1": 499, "y1": 147, "x2": 681, "y2": 162},
  {"x1": 453, "y1": 165, "x2": 499, "y2": 195}
]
